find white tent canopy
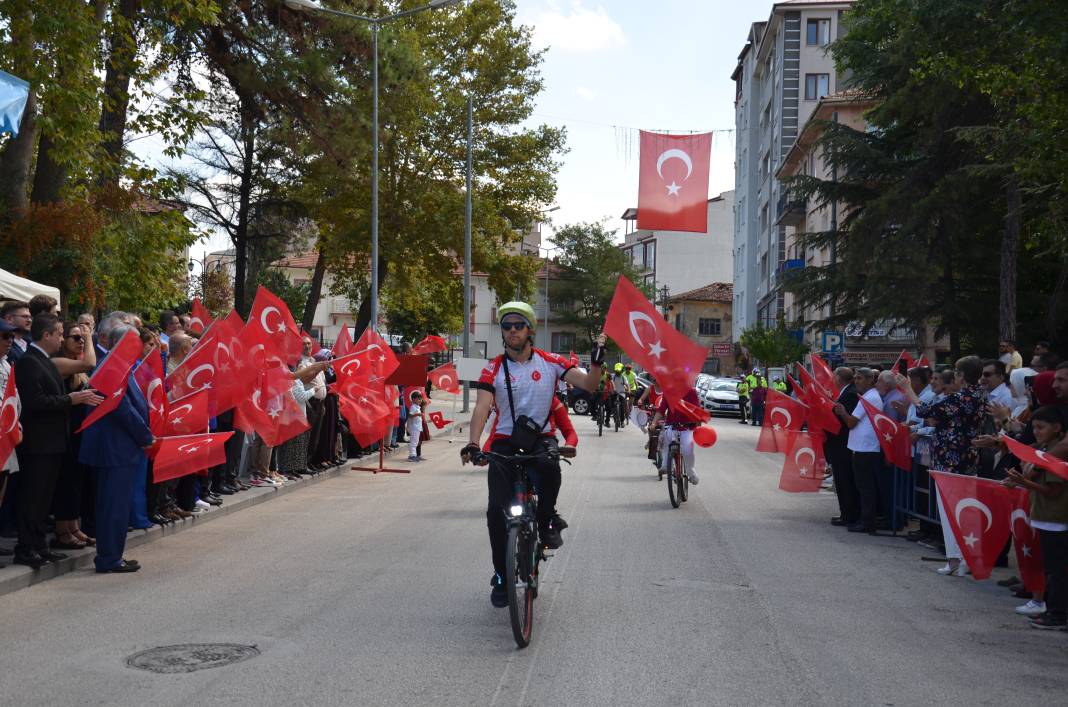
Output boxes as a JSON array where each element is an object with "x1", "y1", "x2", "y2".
[{"x1": 0, "y1": 268, "x2": 61, "y2": 308}]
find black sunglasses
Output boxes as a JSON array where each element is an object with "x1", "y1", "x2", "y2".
[
  {"x1": 500, "y1": 321, "x2": 528, "y2": 331},
  {"x1": 67, "y1": 334, "x2": 84, "y2": 342}
]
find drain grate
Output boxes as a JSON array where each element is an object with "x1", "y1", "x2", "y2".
[{"x1": 125, "y1": 643, "x2": 260, "y2": 674}]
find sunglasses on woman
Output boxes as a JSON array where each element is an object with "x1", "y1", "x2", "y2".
[
  {"x1": 500, "y1": 321, "x2": 528, "y2": 332},
  {"x1": 67, "y1": 334, "x2": 84, "y2": 342}
]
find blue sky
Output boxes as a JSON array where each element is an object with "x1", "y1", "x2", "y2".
[{"x1": 515, "y1": 0, "x2": 777, "y2": 243}]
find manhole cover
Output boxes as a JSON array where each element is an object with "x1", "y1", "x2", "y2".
[{"x1": 125, "y1": 643, "x2": 259, "y2": 674}]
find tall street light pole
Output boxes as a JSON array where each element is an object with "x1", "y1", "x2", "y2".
[
  {"x1": 284, "y1": 0, "x2": 461, "y2": 332},
  {"x1": 462, "y1": 95, "x2": 473, "y2": 413}
]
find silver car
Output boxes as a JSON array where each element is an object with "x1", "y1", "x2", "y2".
[{"x1": 699, "y1": 380, "x2": 741, "y2": 416}]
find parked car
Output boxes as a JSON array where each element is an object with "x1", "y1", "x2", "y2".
[
  {"x1": 568, "y1": 385, "x2": 595, "y2": 415},
  {"x1": 699, "y1": 380, "x2": 742, "y2": 416}
]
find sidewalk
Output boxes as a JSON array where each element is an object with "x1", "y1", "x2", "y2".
[{"x1": 0, "y1": 405, "x2": 463, "y2": 598}]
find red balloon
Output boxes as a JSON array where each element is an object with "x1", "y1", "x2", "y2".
[{"x1": 693, "y1": 425, "x2": 717, "y2": 448}]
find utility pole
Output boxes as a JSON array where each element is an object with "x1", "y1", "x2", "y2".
[
  {"x1": 658, "y1": 285, "x2": 670, "y2": 320},
  {"x1": 462, "y1": 95, "x2": 473, "y2": 413}
]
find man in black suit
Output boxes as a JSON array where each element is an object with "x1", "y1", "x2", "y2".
[
  {"x1": 13, "y1": 314, "x2": 103, "y2": 568},
  {"x1": 824, "y1": 367, "x2": 860, "y2": 527}
]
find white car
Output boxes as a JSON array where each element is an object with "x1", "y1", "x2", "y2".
[{"x1": 699, "y1": 380, "x2": 742, "y2": 416}]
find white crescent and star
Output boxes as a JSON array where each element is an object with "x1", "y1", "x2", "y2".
[
  {"x1": 656, "y1": 149, "x2": 693, "y2": 197},
  {"x1": 954, "y1": 497, "x2": 993, "y2": 548},
  {"x1": 627, "y1": 311, "x2": 666, "y2": 358},
  {"x1": 260, "y1": 306, "x2": 285, "y2": 334},
  {"x1": 770, "y1": 407, "x2": 792, "y2": 430},
  {"x1": 186, "y1": 364, "x2": 215, "y2": 391},
  {"x1": 0, "y1": 394, "x2": 18, "y2": 434},
  {"x1": 169, "y1": 403, "x2": 193, "y2": 422},
  {"x1": 177, "y1": 439, "x2": 212, "y2": 454},
  {"x1": 1009, "y1": 508, "x2": 1031, "y2": 537},
  {"x1": 145, "y1": 379, "x2": 164, "y2": 412}
]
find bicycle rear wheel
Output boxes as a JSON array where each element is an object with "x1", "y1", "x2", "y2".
[
  {"x1": 667, "y1": 446, "x2": 681, "y2": 508},
  {"x1": 597, "y1": 403, "x2": 604, "y2": 436},
  {"x1": 506, "y1": 523, "x2": 535, "y2": 648},
  {"x1": 679, "y1": 454, "x2": 689, "y2": 503}
]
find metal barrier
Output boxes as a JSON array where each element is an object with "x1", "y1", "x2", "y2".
[{"x1": 892, "y1": 459, "x2": 940, "y2": 533}]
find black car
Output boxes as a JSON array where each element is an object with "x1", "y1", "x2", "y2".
[{"x1": 568, "y1": 385, "x2": 595, "y2": 415}]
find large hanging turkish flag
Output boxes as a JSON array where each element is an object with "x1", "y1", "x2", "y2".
[
  {"x1": 931, "y1": 471, "x2": 1013, "y2": 580},
  {"x1": 636, "y1": 131, "x2": 712, "y2": 233},
  {"x1": 604, "y1": 275, "x2": 707, "y2": 404}
]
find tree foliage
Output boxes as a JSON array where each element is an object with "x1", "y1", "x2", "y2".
[
  {"x1": 739, "y1": 322, "x2": 809, "y2": 369},
  {"x1": 550, "y1": 222, "x2": 650, "y2": 346}
]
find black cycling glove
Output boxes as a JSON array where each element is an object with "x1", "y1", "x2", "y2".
[{"x1": 590, "y1": 342, "x2": 606, "y2": 367}]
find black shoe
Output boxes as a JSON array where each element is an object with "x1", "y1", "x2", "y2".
[
  {"x1": 40, "y1": 550, "x2": 68, "y2": 562},
  {"x1": 738, "y1": 419, "x2": 748, "y2": 424},
  {"x1": 551, "y1": 513, "x2": 569, "y2": 531},
  {"x1": 997, "y1": 575, "x2": 1021, "y2": 588},
  {"x1": 217, "y1": 485, "x2": 236, "y2": 495},
  {"x1": 204, "y1": 496, "x2": 223, "y2": 507},
  {"x1": 846, "y1": 523, "x2": 876, "y2": 534},
  {"x1": 830, "y1": 517, "x2": 849, "y2": 527},
  {"x1": 149, "y1": 514, "x2": 169, "y2": 526},
  {"x1": 540, "y1": 526, "x2": 563, "y2": 550},
  {"x1": 490, "y1": 574, "x2": 508, "y2": 608},
  {"x1": 13, "y1": 551, "x2": 50, "y2": 569},
  {"x1": 96, "y1": 560, "x2": 140, "y2": 574}
]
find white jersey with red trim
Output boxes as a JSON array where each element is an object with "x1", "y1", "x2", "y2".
[{"x1": 476, "y1": 349, "x2": 572, "y2": 438}]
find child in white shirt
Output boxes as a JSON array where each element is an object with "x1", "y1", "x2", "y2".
[{"x1": 407, "y1": 391, "x2": 425, "y2": 461}]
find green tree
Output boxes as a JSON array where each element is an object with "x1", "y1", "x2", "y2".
[
  {"x1": 739, "y1": 322, "x2": 809, "y2": 369},
  {"x1": 550, "y1": 222, "x2": 650, "y2": 345}
]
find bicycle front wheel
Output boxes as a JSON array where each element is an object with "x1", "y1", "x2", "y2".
[
  {"x1": 506, "y1": 523, "x2": 535, "y2": 648},
  {"x1": 668, "y1": 452, "x2": 681, "y2": 508}
]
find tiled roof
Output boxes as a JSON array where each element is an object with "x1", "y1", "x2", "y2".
[
  {"x1": 274, "y1": 252, "x2": 319, "y2": 269},
  {"x1": 668, "y1": 282, "x2": 733, "y2": 303}
]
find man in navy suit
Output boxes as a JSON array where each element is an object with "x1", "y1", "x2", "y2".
[
  {"x1": 79, "y1": 324, "x2": 154, "y2": 574},
  {"x1": 2, "y1": 300, "x2": 31, "y2": 365}
]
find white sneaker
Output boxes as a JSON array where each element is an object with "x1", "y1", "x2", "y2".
[
  {"x1": 194, "y1": 499, "x2": 210, "y2": 510},
  {"x1": 936, "y1": 563, "x2": 954, "y2": 575},
  {"x1": 952, "y1": 561, "x2": 970, "y2": 577},
  {"x1": 1016, "y1": 599, "x2": 1047, "y2": 616},
  {"x1": 687, "y1": 470, "x2": 699, "y2": 485}
]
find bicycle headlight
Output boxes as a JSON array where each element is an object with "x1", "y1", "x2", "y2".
[{"x1": 509, "y1": 504, "x2": 524, "y2": 517}]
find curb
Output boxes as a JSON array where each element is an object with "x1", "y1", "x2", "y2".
[{"x1": 0, "y1": 417, "x2": 463, "y2": 599}]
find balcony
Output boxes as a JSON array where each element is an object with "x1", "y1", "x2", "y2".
[{"x1": 775, "y1": 189, "x2": 807, "y2": 227}]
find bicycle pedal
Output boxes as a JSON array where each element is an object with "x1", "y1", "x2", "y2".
[{"x1": 541, "y1": 548, "x2": 555, "y2": 560}]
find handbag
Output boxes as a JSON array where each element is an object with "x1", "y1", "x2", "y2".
[{"x1": 502, "y1": 356, "x2": 552, "y2": 453}]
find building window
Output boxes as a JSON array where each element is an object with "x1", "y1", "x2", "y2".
[
  {"x1": 674, "y1": 313, "x2": 683, "y2": 331},
  {"x1": 698, "y1": 318, "x2": 722, "y2": 336},
  {"x1": 643, "y1": 273, "x2": 655, "y2": 288},
  {"x1": 551, "y1": 332, "x2": 575, "y2": 354},
  {"x1": 643, "y1": 240, "x2": 656, "y2": 269},
  {"x1": 805, "y1": 73, "x2": 830, "y2": 100},
  {"x1": 806, "y1": 18, "x2": 830, "y2": 46}
]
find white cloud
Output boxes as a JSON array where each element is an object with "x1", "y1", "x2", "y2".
[
  {"x1": 574, "y1": 85, "x2": 597, "y2": 102},
  {"x1": 530, "y1": 1, "x2": 626, "y2": 54}
]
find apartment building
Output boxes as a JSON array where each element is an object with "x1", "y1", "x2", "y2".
[
  {"x1": 731, "y1": 0, "x2": 852, "y2": 342},
  {"x1": 619, "y1": 191, "x2": 735, "y2": 299}
]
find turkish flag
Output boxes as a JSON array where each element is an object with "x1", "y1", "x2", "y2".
[
  {"x1": 756, "y1": 389, "x2": 808, "y2": 453},
  {"x1": 401, "y1": 385, "x2": 424, "y2": 408},
  {"x1": 428, "y1": 411, "x2": 452, "y2": 430},
  {"x1": 234, "y1": 315, "x2": 292, "y2": 401},
  {"x1": 234, "y1": 366, "x2": 309, "y2": 447},
  {"x1": 164, "y1": 388, "x2": 211, "y2": 436},
  {"x1": 353, "y1": 328, "x2": 400, "y2": 384},
  {"x1": 202, "y1": 310, "x2": 247, "y2": 415},
  {"x1": 916, "y1": 354, "x2": 931, "y2": 368},
  {"x1": 637, "y1": 131, "x2": 712, "y2": 233},
  {"x1": 333, "y1": 325, "x2": 354, "y2": 358},
  {"x1": 429, "y1": 362, "x2": 461, "y2": 394},
  {"x1": 1001, "y1": 435, "x2": 1068, "y2": 482},
  {"x1": 568, "y1": 351, "x2": 580, "y2": 367},
  {"x1": 412, "y1": 334, "x2": 447, "y2": 355},
  {"x1": 248, "y1": 285, "x2": 303, "y2": 366},
  {"x1": 1008, "y1": 487, "x2": 1046, "y2": 594},
  {"x1": 189, "y1": 299, "x2": 213, "y2": 335},
  {"x1": 859, "y1": 396, "x2": 912, "y2": 470},
  {"x1": 337, "y1": 384, "x2": 393, "y2": 447},
  {"x1": 892, "y1": 350, "x2": 917, "y2": 376},
  {"x1": 931, "y1": 471, "x2": 1014, "y2": 580},
  {"x1": 667, "y1": 395, "x2": 710, "y2": 424},
  {"x1": 166, "y1": 329, "x2": 221, "y2": 401},
  {"x1": 153, "y1": 432, "x2": 234, "y2": 483},
  {"x1": 134, "y1": 347, "x2": 167, "y2": 437},
  {"x1": 0, "y1": 369, "x2": 23, "y2": 464},
  {"x1": 78, "y1": 328, "x2": 143, "y2": 433},
  {"x1": 779, "y1": 431, "x2": 827, "y2": 493},
  {"x1": 810, "y1": 354, "x2": 839, "y2": 399},
  {"x1": 791, "y1": 370, "x2": 840, "y2": 435},
  {"x1": 604, "y1": 275, "x2": 707, "y2": 403}
]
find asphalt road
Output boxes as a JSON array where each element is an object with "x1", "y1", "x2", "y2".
[{"x1": 1, "y1": 414, "x2": 1066, "y2": 706}]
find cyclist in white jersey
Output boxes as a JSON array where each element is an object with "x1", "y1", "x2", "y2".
[{"x1": 461, "y1": 301, "x2": 605, "y2": 607}]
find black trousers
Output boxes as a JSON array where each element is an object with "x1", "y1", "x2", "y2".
[
  {"x1": 306, "y1": 397, "x2": 325, "y2": 464},
  {"x1": 486, "y1": 437, "x2": 561, "y2": 577},
  {"x1": 825, "y1": 441, "x2": 859, "y2": 523},
  {"x1": 851, "y1": 451, "x2": 883, "y2": 530},
  {"x1": 15, "y1": 452, "x2": 64, "y2": 554},
  {"x1": 875, "y1": 462, "x2": 894, "y2": 526},
  {"x1": 1039, "y1": 529, "x2": 1068, "y2": 619},
  {"x1": 738, "y1": 396, "x2": 748, "y2": 423}
]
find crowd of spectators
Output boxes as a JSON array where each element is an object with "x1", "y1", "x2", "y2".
[
  {"x1": 816, "y1": 339, "x2": 1068, "y2": 630},
  {"x1": 0, "y1": 301, "x2": 420, "y2": 575}
]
